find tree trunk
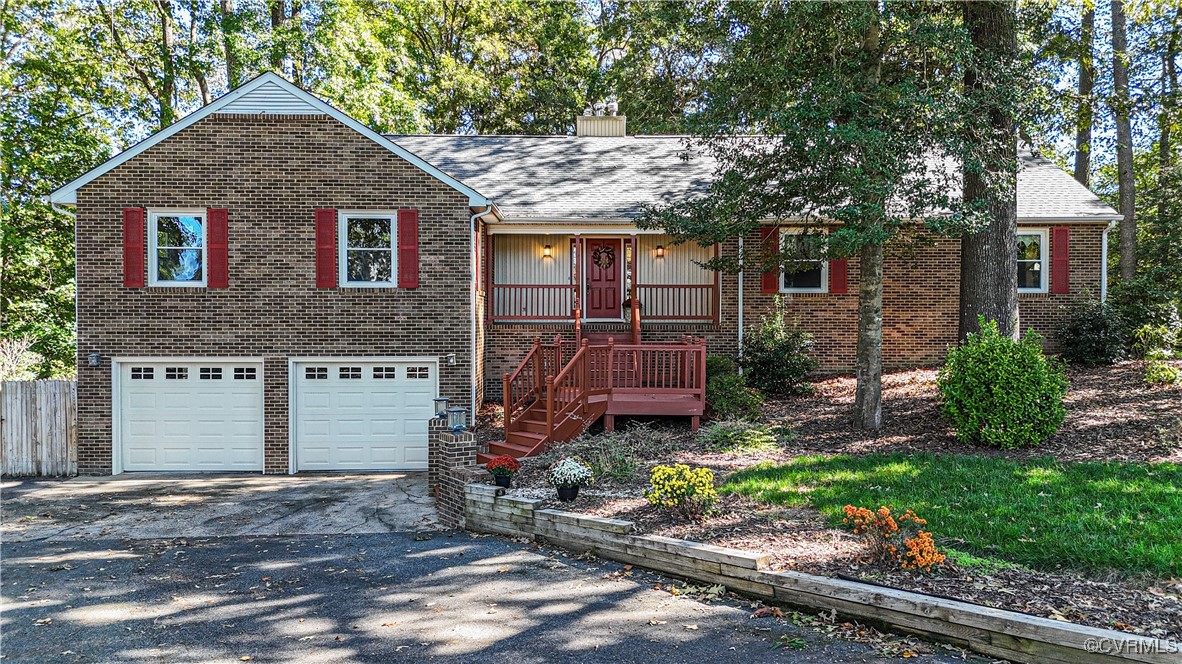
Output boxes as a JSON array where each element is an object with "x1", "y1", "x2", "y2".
[
  {"x1": 220, "y1": 0, "x2": 240, "y2": 88},
  {"x1": 155, "y1": 0, "x2": 177, "y2": 128},
  {"x1": 1111, "y1": 0, "x2": 1137, "y2": 282},
  {"x1": 270, "y1": 0, "x2": 285, "y2": 73},
  {"x1": 1074, "y1": 7, "x2": 1095, "y2": 186},
  {"x1": 1160, "y1": 24, "x2": 1178, "y2": 194},
  {"x1": 851, "y1": 4, "x2": 885, "y2": 431},
  {"x1": 853, "y1": 242, "x2": 884, "y2": 430},
  {"x1": 959, "y1": 1, "x2": 1019, "y2": 340}
]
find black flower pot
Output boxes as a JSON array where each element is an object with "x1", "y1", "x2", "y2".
[
  {"x1": 556, "y1": 486, "x2": 580, "y2": 502},
  {"x1": 493, "y1": 474, "x2": 512, "y2": 489}
]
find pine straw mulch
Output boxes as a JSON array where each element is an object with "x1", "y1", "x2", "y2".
[{"x1": 491, "y1": 362, "x2": 1182, "y2": 641}]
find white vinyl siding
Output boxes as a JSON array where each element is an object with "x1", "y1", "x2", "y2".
[{"x1": 215, "y1": 80, "x2": 323, "y2": 115}]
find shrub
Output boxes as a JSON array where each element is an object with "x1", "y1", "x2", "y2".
[
  {"x1": 937, "y1": 318, "x2": 1067, "y2": 448},
  {"x1": 1058, "y1": 299, "x2": 1127, "y2": 366},
  {"x1": 1108, "y1": 276, "x2": 1182, "y2": 337},
  {"x1": 705, "y1": 354, "x2": 739, "y2": 379},
  {"x1": 546, "y1": 457, "x2": 594, "y2": 488},
  {"x1": 1134, "y1": 324, "x2": 1182, "y2": 386},
  {"x1": 698, "y1": 420, "x2": 792, "y2": 453},
  {"x1": 706, "y1": 373, "x2": 763, "y2": 420},
  {"x1": 646, "y1": 464, "x2": 718, "y2": 519},
  {"x1": 740, "y1": 297, "x2": 818, "y2": 395},
  {"x1": 842, "y1": 505, "x2": 945, "y2": 573},
  {"x1": 484, "y1": 455, "x2": 521, "y2": 477}
]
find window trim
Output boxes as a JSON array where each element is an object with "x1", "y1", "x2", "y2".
[
  {"x1": 1017, "y1": 228, "x2": 1049, "y2": 294},
  {"x1": 338, "y1": 210, "x2": 399, "y2": 288},
  {"x1": 148, "y1": 209, "x2": 208, "y2": 287},
  {"x1": 777, "y1": 228, "x2": 829, "y2": 294}
]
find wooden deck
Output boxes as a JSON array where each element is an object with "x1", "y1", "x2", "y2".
[{"x1": 478, "y1": 335, "x2": 706, "y2": 464}]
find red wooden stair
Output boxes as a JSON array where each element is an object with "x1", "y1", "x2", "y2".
[{"x1": 477, "y1": 335, "x2": 705, "y2": 465}]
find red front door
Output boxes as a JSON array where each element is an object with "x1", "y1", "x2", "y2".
[{"x1": 584, "y1": 238, "x2": 622, "y2": 319}]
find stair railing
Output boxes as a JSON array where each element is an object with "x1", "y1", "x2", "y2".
[{"x1": 544, "y1": 339, "x2": 590, "y2": 443}]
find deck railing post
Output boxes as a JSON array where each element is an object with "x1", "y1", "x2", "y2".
[
  {"x1": 533, "y1": 337, "x2": 543, "y2": 396},
  {"x1": 580, "y1": 339, "x2": 590, "y2": 413},
  {"x1": 545, "y1": 375, "x2": 556, "y2": 437},
  {"x1": 502, "y1": 373, "x2": 512, "y2": 428}
]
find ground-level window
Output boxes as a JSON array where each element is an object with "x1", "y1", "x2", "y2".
[
  {"x1": 149, "y1": 210, "x2": 206, "y2": 286},
  {"x1": 1017, "y1": 230, "x2": 1048, "y2": 293},
  {"x1": 779, "y1": 230, "x2": 828, "y2": 294},
  {"x1": 339, "y1": 211, "x2": 397, "y2": 286}
]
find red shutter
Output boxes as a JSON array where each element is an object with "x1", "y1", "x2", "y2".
[
  {"x1": 398, "y1": 209, "x2": 420, "y2": 289},
  {"x1": 1051, "y1": 226, "x2": 1070, "y2": 294},
  {"x1": 760, "y1": 226, "x2": 778, "y2": 294},
  {"x1": 207, "y1": 208, "x2": 229, "y2": 288},
  {"x1": 315, "y1": 209, "x2": 337, "y2": 288},
  {"x1": 122, "y1": 208, "x2": 145, "y2": 288},
  {"x1": 829, "y1": 258, "x2": 849, "y2": 294}
]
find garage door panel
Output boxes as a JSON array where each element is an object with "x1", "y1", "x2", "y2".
[
  {"x1": 294, "y1": 360, "x2": 436, "y2": 471},
  {"x1": 120, "y1": 361, "x2": 264, "y2": 472}
]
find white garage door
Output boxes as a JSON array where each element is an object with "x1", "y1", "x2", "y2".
[
  {"x1": 118, "y1": 360, "x2": 264, "y2": 472},
  {"x1": 293, "y1": 360, "x2": 436, "y2": 471}
]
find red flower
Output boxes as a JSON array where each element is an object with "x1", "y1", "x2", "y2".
[{"x1": 485, "y1": 455, "x2": 521, "y2": 476}]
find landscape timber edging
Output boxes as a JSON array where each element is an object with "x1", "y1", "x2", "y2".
[{"x1": 463, "y1": 482, "x2": 1175, "y2": 664}]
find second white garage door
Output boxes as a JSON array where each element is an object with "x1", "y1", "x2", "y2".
[{"x1": 292, "y1": 360, "x2": 437, "y2": 471}]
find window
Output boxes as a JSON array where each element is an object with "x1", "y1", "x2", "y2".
[
  {"x1": 199, "y1": 367, "x2": 223, "y2": 380},
  {"x1": 339, "y1": 366, "x2": 362, "y2": 379},
  {"x1": 149, "y1": 210, "x2": 206, "y2": 286},
  {"x1": 339, "y1": 212, "x2": 397, "y2": 286},
  {"x1": 234, "y1": 367, "x2": 257, "y2": 380},
  {"x1": 373, "y1": 366, "x2": 399, "y2": 379},
  {"x1": 1017, "y1": 230, "x2": 1048, "y2": 293},
  {"x1": 407, "y1": 366, "x2": 430, "y2": 380},
  {"x1": 165, "y1": 367, "x2": 188, "y2": 380},
  {"x1": 304, "y1": 367, "x2": 328, "y2": 380},
  {"x1": 779, "y1": 231, "x2": 828, "y2": 293},
  {"x1": 131, "y1": 367, "x2": 154, "y2": 380}
]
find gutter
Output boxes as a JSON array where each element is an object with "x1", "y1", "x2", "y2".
[
  {"x1": 470, "y1": 205, "x2": 495, "y2": 412},
  {"x1": 1101, "y1": 219, "x2": 1117, "y2": 302}
]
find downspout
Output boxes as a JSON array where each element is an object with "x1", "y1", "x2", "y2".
[
  {"x1": 736, "y1": 234, "x2": 744, "y2": 365},
  {"x1": 470, "y1": 205, "x2": 493, "y2": 412},
  {"x1": 1100, "y1": 219, "x2": 1116, "y2": 302}
]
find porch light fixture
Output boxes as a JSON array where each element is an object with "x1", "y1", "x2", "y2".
[
  {"x1": 446, "y1": 406, "x2": 469, "y2": 432},
  {"x1": 542, "y1": 244, "x2": 552, "y2": 259},
  {"x1": 433, "y1": 397, "x2": 449, "y2": 418},
  {"x1": 86, "y1": 352, "x2": 102, "y2": 367},
  {"x1": 655, "y1": 245, "x2": 665, "y2": 258}
]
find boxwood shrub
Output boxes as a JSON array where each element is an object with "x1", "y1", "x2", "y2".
[{"x1": 937, "y1": 319, "x2": 1067, "y2": 448}]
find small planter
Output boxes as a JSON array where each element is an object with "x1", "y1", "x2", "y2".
[
  {"x1": 493, "y1": 474, "x2": 512, "y2": 489},
  {"x1": 556, "y1": 486, "x2": 580, "y2": 502}
]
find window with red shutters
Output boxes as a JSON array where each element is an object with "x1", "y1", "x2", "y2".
[
  {"x1": 829, "y1": 258, "x2": 849, "y2": 294},
  {"x1": 760, "y1": 226, "x2": 778, "y2": 294},
  {"x1": 207, "y1": 208, "x2": 229, "y2": 288},
  {"x1": 397, "y1": 209, "x2": 419, "y2": 289},
  {"x1": 1051, "y1": 226, "x2": 1070, "y2": 294},
  {"x1": 314, "y1": 209, "x2": 337, "y2": 288},
  {"x1": 122, "y1": 208, "x2": 145, "y2": 288}
]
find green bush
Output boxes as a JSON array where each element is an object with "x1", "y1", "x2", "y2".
[
  {"x1": 706, "y1": 373, "x2": 763, "y2": 421},
  {"x1": 740, "y1": 298, "x2": 818, "y2": 395},
  {"x1": 1058, "y1": 299, "x2": 1126, "y2": 366},
  {"x1": 1108, "y1": 277, "x2": 1182, "y2": 338},
  {"x1": 1134, "y1": 324, "x2": 1182, "y2": 386},
  {"x1": 698, "y1": 420, "x2": 793, "y2": 452},
  {"x1": 705, "y1": 354, "x2": 739, "y2": 379},
  {"x1": 937, "y1": 319, "x2": 1067, "y2": 449}
]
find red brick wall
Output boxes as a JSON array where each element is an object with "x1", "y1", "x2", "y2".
[{"x1": 75, "y1": 114, "x2": 475, "y2": 474}]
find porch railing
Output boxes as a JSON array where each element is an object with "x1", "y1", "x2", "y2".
[
  {"x1": 490, "y1": 283, "x2": 715, "y2": 322},
  {"x1": 491, "y1": 284, "x2": 576, "y2": 320},
  {"x1": 634, "y1": 284, "x2": 715, "y2": 321}
]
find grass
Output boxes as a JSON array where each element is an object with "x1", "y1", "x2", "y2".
[{"x1": 721, "y1": 453, "x2": 1182, "y2": 577}]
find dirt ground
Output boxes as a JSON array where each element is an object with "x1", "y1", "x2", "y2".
[{"x1": 484, "y1": 362, "x2": 1182, "y2": 641}]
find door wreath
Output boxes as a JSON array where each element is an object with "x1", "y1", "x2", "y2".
[{"x1": 591, "y1": 245, "x2": 616, "y2": 270}]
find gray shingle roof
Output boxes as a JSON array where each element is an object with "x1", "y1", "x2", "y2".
[{"x1": 388, "y1": 135, "x2": 1120, "y2": 222}]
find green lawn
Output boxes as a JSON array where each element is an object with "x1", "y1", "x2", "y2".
[{"x1": 722, "y1": 453, "x2": 1182, "y2": 577}]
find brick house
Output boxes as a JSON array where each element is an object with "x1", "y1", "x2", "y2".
[{"x1": 50, "y1": 74, "x2": 1120, "y2": 475}]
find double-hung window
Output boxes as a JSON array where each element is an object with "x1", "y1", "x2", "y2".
[
  {"x1": 339, "y1": 211, "x2": 397, "y2": 287},
  {"x1": 779, "y1": 230, "x2": 828, "y2": 294},
  {"x1": 1017, "y1": 229, "x2": 1048, "y2": 293},
  {"x1": 149, "y1": 210, "x2": 206, "y2": 286}
]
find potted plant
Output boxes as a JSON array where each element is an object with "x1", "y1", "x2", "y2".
[
  {"x1": 485, "y1": 455, "x2": 521, "y2": 488},
  {"x1": 546, "y1": 457, "x2": 593, "y2": 501}
]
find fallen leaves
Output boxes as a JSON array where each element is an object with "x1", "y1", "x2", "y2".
[{"x1": 752, "y1": 606, "x2": 784, "y2": 619}]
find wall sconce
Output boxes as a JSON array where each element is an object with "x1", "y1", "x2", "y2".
[
  {"x1": 445, "y1": 353, "x2": 457, "y2": 366},
  {"x1": 446, "y1": 406, "x2": 469, "y2": 432},
  {"x1": 87, "y1": 352, "x2": 102, "y2": 367},
  {"x1": 655, "y1": 245, "x2": 665, "y2": 259},
  {"x1": 542, "y1": 244, "x2": 552, "y2": 259},
  {"x1": 433, "y1": 397, "x2": 450, "y2": 418}
]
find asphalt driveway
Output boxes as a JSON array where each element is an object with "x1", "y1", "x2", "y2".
[{"x1": 1, "y1": 476, "x2": 978, "y2": 663}]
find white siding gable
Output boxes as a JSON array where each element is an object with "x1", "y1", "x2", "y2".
[{"x1": 215, "y1": 80, "x2": 322, "y2": 115}]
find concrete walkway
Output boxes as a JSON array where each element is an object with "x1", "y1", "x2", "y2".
[{"x1": 1, "y1": 473, "x2": 438, "y2": 542}]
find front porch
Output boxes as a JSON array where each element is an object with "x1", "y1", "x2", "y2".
[{"x1": 484, "y1": 233, "x2": 721, "y2": 337}]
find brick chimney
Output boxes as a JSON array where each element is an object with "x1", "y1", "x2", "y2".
[{"x1": 576, "y1": 100, "x2": 626, "y2": 136}]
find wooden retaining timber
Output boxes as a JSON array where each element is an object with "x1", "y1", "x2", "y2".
[
  {"x1": 464, "y1": 483, "x2": 1175, "y2": 664},
  {"x1": 1, "y1": 380, "x2": 77, "y2": 477}
]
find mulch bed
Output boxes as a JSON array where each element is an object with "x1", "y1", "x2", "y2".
[{"x1": 483, "y1": 362, "x2": 1182, "y2": 640}]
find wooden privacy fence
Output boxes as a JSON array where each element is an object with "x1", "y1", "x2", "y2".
[{"x1": 1, "y1": 380, "x2": 77, "y2": 477}]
